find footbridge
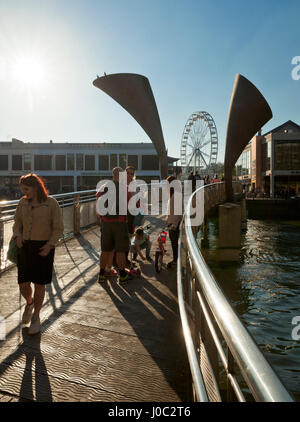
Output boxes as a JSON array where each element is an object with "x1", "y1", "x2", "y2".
[{"x1": 0, "y1": 185, "x2": 294, "y2": 402}]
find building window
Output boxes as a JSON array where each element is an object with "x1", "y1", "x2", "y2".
[
  {"x1": 119, "y1": 154, "x2": 127, "y2": 170},
  {"x1": 267, "y1": 142, "x2": 271, "y2": 171},
  {"x1": 24, "y1": 153, "x2": 32, "y2": 171},
  {"x1": 12, "y1": 155, "x2": 22, "y2": 171},
  {"x1": 85, "y1": 155, "x2": 95, "y2": 171},
  {"x1": 76, "y1": 154, "x2": 83, "y2": 170},
  {"x1": 128, "y1": 155, "x2": 138, "y2": 170},
  {"x1": 67, "y1": 154, "x2": 75, "y2": 170},
  {"x1": 252, "y1": 159, "x2": 256, "y2": 176},
  {"x1": 55, "y1": 155, "x2": 66, "y2": 171},
  {"x1": 0, "y1": 155, "x2": 8, "y2": 170},
  {"x1": 99, "y1": 155, "x2": 109, "y2": 171},
  {"x1": 61, "y1": 176, "x2": 74, "y2": 193},
  {"x1": 77, "y1": 175, "x2": 102, "y2": 191},
  {"x1": 34, "y1": 155, "x2": 52, "y2": 170},
  {"x1": 274, "y1": 140, "x2": 300, "y2": 170},
  {"x1": 236, "y1": 149, "x2": 251, "y2": 178},
  {"x1": 142, "y1": 155, "x2": 159, "y2": 170},
  {"x1": 110, "y1": 154, "x2": 118, "y2": 169}
]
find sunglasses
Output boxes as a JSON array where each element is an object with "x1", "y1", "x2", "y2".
[{"x1": 127, "y1": 172, "x2": 134, "y2": 176}]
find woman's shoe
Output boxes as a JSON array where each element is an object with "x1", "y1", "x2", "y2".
[
  {"x1": 28, "y1": 315, "x2": 40, "y2": 335},
  {"x1": 22, "y1": 302, "x2": 34, "y2": 324}
]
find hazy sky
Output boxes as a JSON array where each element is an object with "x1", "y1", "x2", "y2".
[{"x1": 0, "y1": 0, "x2": 299, "y2": 163}]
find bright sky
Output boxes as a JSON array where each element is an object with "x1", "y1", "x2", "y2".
[{"x1": 0, "y1": 0, "x2": 299, "y2": 163}]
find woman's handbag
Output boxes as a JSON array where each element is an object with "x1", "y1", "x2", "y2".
[{"x1": 7, "y1": 237, "x2": 19, "y2": 264}]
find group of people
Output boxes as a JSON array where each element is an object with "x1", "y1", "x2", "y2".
[
  {"x1": 96, "y1": 166, "x2": 181, "y2": 283},
  {"x1": 96, "y1": 166, "x2": 148, "y2": 284},
  {"x1": 275, "y1": 186, "x2": 297, "y2": 199},
  {"x1": 12, "y1": 168, "x2": 182, "y2": 335},
  {"x1": 187, "y1": 171, "x2": 223, "y2": 191}
]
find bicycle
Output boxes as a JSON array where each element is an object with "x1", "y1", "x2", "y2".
[{"x1": 154, "y1": 230, "x2": 167, "y2": 273}]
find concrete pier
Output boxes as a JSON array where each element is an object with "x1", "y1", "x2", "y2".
[{"x1": 218, "y1": 203, "x2": 241, "y2": 261}]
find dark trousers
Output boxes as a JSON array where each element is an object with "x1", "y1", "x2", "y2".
[{"x1": 169, "y1": 228, "x2": 180, "y2": 262}]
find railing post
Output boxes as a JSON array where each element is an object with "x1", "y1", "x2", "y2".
[{"x1": 73, "y1": 194, "x2": 81, "y2": 235}]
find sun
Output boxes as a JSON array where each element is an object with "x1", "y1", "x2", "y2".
[{"x1": 12, "y1": 54, "x2": 46, "y2": 89}]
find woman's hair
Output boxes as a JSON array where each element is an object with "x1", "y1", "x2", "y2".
[{"x1": 19, "y1": 173, "x2": 49, "y2": 203}]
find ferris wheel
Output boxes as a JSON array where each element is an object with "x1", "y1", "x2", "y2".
[{"x1": 180, "y1": 111, "x2": 218, "y2": 176}]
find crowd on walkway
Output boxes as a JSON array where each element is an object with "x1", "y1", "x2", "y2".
[
  {"x1": 96, "y1": 166, "x2": 181, "y2": 283},
  {"x1": 187, "y1": 171, "x2": 223, "y2": 191},
  {"x1": 11, "y1": 167, "x2": 183, "y2": 336}
]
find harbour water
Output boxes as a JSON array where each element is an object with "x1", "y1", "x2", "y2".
[{"x1": 200, "y1": 219, "x2": 300, "y2": 401}]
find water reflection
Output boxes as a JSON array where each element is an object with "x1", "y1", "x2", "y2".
[{"x1": 200, "y1": 218, "x2": 300, "y2": 400}]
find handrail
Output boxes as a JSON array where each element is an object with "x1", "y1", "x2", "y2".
[
  {"x1": 177, "y1": 182, "x2": 294, "y2": 402},
  {"x1": 177, "y1": 230, "x2": 209, "y2": 402},
  {"x1": 0, "y1": 189, "x2": 97, "y2": 209},
  {"x1": 0, "y1": 189, "x2": 98, "y2": 271},
  {"x1": 0, "y1": 189, "x2": 97, "y2": 220}
]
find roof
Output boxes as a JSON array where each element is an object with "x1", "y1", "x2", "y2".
[
  {"x1": 263, "y1": 120, "x2": 300, "y2": 137},
  {"x1": 167, "y1": 156, "x2": 179, "y2": 162},
  {"x1": 0, "y1": 140, "x2": 157, "y2": 150}
]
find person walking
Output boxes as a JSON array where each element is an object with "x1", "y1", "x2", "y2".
[
  {"x1": 188, "y1": 170, "x2": 196, "y2": 192},
  {"x1": 13, "y1": 173, "x2": 64, "y2": 335},
  {"x1": 125, "y1": 166, "x2": 136, "y2": 266},
  {"x1": 126, "y1": 166, "x2": 136, "y2": 236},
  {"x1": 165, "y1": 175, "x2": 183, "y2": 269},
  {"x1": 204, "y1": 175, "x2": 211, "y2": 185}
]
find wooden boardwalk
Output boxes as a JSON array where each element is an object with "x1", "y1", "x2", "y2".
[{"x1": 0, "y1": 216, "x2": 191, "y2": 402}]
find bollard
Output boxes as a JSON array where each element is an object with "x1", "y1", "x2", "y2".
[
  {"x1": 240, "y1": 198, "x2": 247, "y2": 230},
  {"x1": 218, "y1": 203, "x2": 241, "y2": 261},
  {"x1": 73, "y1": 194, "x2": 81, "y2": 235}
]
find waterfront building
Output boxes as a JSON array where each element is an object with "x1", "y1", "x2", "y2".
[
  {"x1": 0, "y1": 138, "x2": 178, "y2": 197},
  {"x1": 236, "y1": 120, "x2": 300, "y2": 198}
]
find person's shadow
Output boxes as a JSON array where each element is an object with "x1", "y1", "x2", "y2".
[
  {"x1": 20, "y1": 328, "x2": 52, "y2": 402},
  {"x1": 2, "y1": 327, "x2": 53, "y2": 402}
]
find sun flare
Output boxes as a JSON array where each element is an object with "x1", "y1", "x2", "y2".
[{"x1": 12, "y1": 54, "x2": 46, "y2": 89}]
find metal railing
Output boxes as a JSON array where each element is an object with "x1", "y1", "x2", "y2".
[
  {"x1": 0, "y1": 189, "x2": 97, "y2": 271},
  {"x1": 0, "y1": 181, "x2": 163, "y2": 271},
  {"x1": 177, "y1": 182, "x2": 294, "y2": 402}
]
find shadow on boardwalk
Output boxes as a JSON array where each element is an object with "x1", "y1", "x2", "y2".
[{"x1": 0, "y1": 216, "x2": 192, "y2": 402}]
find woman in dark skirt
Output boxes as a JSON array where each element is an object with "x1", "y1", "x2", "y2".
[{"x1": 13, "y1": 173, "x2": 64, "y2": 335}]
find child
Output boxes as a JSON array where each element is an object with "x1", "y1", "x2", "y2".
[{"x1": 130, "y1": 226, "x2": 152, "y2": 262}]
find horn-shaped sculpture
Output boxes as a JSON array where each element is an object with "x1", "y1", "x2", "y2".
[
  {"x1": 93, "y1": 73, "x2": 168, "y2": 179},
  {"x1": 224, "y1": 74, "x2": 272, "y2": 202}
]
